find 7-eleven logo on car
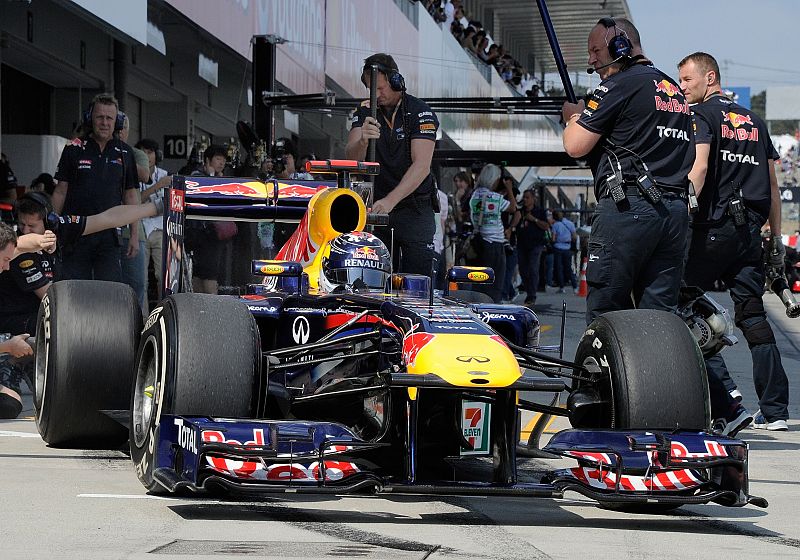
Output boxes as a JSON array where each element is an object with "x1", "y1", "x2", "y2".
[{"x1": 460, "y1": 401, "x2": 491, "y2": 456}]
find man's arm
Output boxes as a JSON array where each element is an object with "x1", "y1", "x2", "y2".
[
  {"x1": 0, "y1": 334, "x2": 33, "y2": 358},
  {"x1": 371, "y1": 139, "x2": 435, "y2": 214},
  {"x1": 689, "y1": 143, "x2": 710, "y2": 198},
  {"x1": 83, "y1": 202, "x2": 159, "y2": 237},
  {"x1": 52, "y1": 181, "x2": 68, "y2": 214},
  {"x1": 33, "y1": 283, "x2": 51, "y2": 299},
  {"x1": 502, "y1": 183, "x2": 518, "y2": 214},
  {"x1": 14, "y1": 231, "x2": 57, "y2": 257},
  {"x1": 561, "y1": 101, "x2": 602, "y2": 158},
  {"x1": 345, "y1": 114, "x2": 379, "y2": 161},
  {"x1": 140, "y1": 175, "x2": 171, "y2": 202},
  {"x1": 124, "y1": 187, "x2": 141, "y2": 258},
  {"x1": 768, "y1": 160, "x2": 781, "y2": 237}
]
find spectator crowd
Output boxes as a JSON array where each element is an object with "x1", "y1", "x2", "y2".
[{"x1": 424, "y1": 0, "x2": 541, "y2": 97}]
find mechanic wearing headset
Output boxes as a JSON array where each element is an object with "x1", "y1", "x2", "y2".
[
  {"x1": 345, "y1": 53, "x2": 439, "y2": 276},
  {"x1": 561, "y1": 18, "x2": 694, "y2": 324},
  {"x1": 0, "y1": 221, "x2": 55, "y2": 419},
  {"x1": 51, "y1": 93, "x2": 140, "y2": 282},
  {"x1": 678, "y1": 52, "x2": 789, "y2": 432},
  {"x1": 0, "y1": 192, "x2": 163, "y2": 337}
]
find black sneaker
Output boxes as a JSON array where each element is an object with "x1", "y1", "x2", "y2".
[{"x1": 722, "y1": 406, "x2": 753, "y2": 437}]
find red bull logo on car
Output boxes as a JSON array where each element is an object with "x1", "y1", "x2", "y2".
[
  {"x1": 186, "y1": 181, "x2": 263, "y2": 196},
  {"x1": 185, "y1": 181, "x2": 320, "y2": 199}
]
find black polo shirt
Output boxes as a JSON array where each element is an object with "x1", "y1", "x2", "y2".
[
  {"x1": 691, "y1": 95, "x2": 779, "y2": 225},
  {"x1": 517, "y1": 206, "x2": 548, "y2": 250},
  {"x1": 54, "y1": 136, "x2": 138, "y2": 215},
  {"x1": 351, "y1": 93, "x2": 438, "y2": 204},
  {"x1": 578, "y1": 63, "x2": 695, "y2": 199},
  {"x1": 0, "y1": 214, "x2": 86, "y2": 317},
  {"x1": 0, "y1": 252, "x2": 54, "y2": 317}
]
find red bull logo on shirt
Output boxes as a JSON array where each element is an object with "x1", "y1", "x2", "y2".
[
  {"x1": 722, "y1": 111, "x2": 753, "y2": 128},
  {"x1": 721, "y1": 112, "x2": 758, "y2": 141},
  {"x1": 653, "y1": 79, "x2": 688, "y2": 113},
  {"x1": 654, "y1": 79, "x2": 680, "y2": 97}
]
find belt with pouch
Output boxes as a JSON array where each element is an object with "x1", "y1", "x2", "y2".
[
  {"x1": 619, "y1": 181, "x2": 688, "y2": 200},
  {"x1": 600, "y1": 185, "x2": 687, "y2": 201}
]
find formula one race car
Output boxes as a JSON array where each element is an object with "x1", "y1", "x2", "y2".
[{"x1": 34, "y1": 161, "x2": 766, "y2": 510}]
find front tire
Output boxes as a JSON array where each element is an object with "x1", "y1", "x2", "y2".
[
  {"x1": 570, "y1": 309, "x2": 709, "y2": 431},
  {"x1": 130, "y1": 294, "x2": 260, "y2": 493}
]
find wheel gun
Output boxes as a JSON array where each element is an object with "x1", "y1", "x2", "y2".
[{"x1": 765, "y1": 264, "x2": 800, "y2": 318}]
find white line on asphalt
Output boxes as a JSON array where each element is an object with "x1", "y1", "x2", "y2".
[
  {"x1": 78, "y1": 493, "x2": 178, "y2": 501},
  {"x1": 0, "y1": 430, "x2": 41, "y2": 438},
  {"x1": 77, "y1": 493, "x2": 273, "y2": 505}
]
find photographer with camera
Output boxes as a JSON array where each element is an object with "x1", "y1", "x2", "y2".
[
  {"x1": 260, "y1": 137, "x2": 313, "y2": 253},
  {"x1": 346, "y1": 53, "x2": 439, "y2": 276},
  {"x1": 679, "y1": 52, "x2": 789, "y2": 432},
  {"x1": 263, "y1": 137, "x2": 313, "y2": 181}
]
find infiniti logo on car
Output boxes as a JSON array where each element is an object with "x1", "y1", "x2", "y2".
[{"x1": 292, "y1": 316, "x2": 310, "y2": 344}]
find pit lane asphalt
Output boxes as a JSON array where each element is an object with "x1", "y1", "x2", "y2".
[{"x1": 1, "y1": 288, "x2": 798, "y2": 559}]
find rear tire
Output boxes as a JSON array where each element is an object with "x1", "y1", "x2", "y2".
[
  {"x1": 130, "y1": 293, "x2": 260, "y2": 493},
  {"x1": 35, "y1": 280, "x2": 142, "y2": 447},
  {"x1": 571, "y1": 309, "x2": 709, "y2": 431}
]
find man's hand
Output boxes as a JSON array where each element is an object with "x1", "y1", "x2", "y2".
[
  {"x1": 358, "y1": 116, "x2": 380, "y2": 145},
  {"x1": 40, "y1": 230, "x2": 57, "y2": 254},
  {"x1": 371, "y1": 197, "x2": 396, "y2": 215},
  {"x1": 561, "y1": 100, "x2": 585, "y2": 123},
  {"x1": 768, "y1": 236, "x2": 786, "y2": 269},
  {"x1": 1, "y1": 334, "x2": 33, "y2": 358},
  {"x1": 126, "y1": 237, "x2": 140, "y2": 259},
  {"x1": 156, "y1": 175, "x2": 172, "y2": 190}
]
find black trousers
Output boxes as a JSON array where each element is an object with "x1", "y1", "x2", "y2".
[
  {"x1": 477, "y1": 237, "x2": 506, "y2": 304},
  {"x1": 685, "y1": 215, "x2": 789, "y2": 422},
  {"x1": 585, "y1": 193, "x2": 689, "y2": 324},
  {"x1": 58, "y1": 230, "x2": 122, "y2": 282},
  {"x1": 374, "y1": 199, "x2": 436, "y2": 278}
]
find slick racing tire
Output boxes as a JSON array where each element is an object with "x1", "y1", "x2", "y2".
[
  {"x1": 35, "y1": 280, "x2": 142, "y2": 448},
  {"x1": 130, "y1": 293, "x2": 260, "y2": 493},
  {"x1": 571, "y1": 309, "x2": 709, "y2": 431}
]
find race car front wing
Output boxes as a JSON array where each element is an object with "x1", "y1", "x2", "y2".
[{"x1": 149, "y1": 416, "x2": 767, "y2": 508}]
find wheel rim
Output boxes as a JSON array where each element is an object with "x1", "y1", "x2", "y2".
[
  {"x1": 578, "y1": 355, "x2": 616, "y2": 429},
  {"x1": 132, "y1": 336, "x2": 159, "y2": 448},
  {"x1": 34, "y1": 315, "x2": 48, "y2": 412}
]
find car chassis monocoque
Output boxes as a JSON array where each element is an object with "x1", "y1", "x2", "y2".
[{"x1": 34, "y1": 160, "x2": 766, "y2": 511}]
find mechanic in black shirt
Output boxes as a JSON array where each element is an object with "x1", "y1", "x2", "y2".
[
  {"x1": 679, "y1": 52, "x2": 789, "y2": 431},
  {"x1": 0, "y1": 192, "x2": 162, "y2": 336},
  {"x1": 52, "y1": 93, "x2": 140, "y2": 282},
  {"x1": 561, "y1": 18, "x2": 694, "y2": 324},
  {"x1": 346, "y1": 53, "x2": 439, "y2": 276}
]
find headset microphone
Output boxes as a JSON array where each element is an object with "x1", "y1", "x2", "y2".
[{"x1": 587, "y1": 56, "x2": 623, "y2": 74}]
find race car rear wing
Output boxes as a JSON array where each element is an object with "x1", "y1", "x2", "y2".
[{"x1": 162, "y1": 163, "x2": 379, "y2": 297}]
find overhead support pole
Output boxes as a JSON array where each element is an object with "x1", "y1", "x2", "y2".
[
  {"x1": 253, "y1": 35, "x2": 283, "y2": 144},
  {"x1": 535, "y1": 0, "x2": 577, "y2": 104}
]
